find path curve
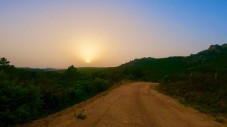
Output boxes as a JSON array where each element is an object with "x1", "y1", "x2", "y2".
[{"x1": 22, "y1": 82, "x2": 226, "y2": 127}]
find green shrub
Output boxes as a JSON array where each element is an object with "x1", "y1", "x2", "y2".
[
  {"x1": 0, "y1": 80, "x2": 42, "y2": 126},
  {"x1": 158, "y1": 75, "x2": 227, "y2": 117},
  {"x1": 90, "y1": 78, "x2": 110, "y2": 93},
  {"x1": 69, "y1": 84, "x2": 88, "y2": 103}
]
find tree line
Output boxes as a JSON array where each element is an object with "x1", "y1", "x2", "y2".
[{"x1": 0, "y1": 57, "x2": 116, "y2": 127}]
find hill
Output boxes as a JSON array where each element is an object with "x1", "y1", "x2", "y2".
[
  {"x1": 118, "y1": 44, "x2": 227, "y2": 81},
  {"x1": 117, "y1": 44, "x2": 227, "y2": 118}
]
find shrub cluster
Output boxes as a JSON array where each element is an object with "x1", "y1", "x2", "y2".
[
  {"x1": 0, "y1": 58, "x2": 113, "y2": 126},
  {"x1": 158, "y1": 74, "x2": 227, "y2": 117}
]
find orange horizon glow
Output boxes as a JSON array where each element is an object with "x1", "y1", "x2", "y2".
[{"x1": 0, "y1": 1, "x2": 226, "y2": 68}]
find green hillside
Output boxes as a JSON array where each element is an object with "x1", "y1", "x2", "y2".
[
  {"x1": 119, "y1": 44, "x2": 227, "y2": 80},
  {"x1": 119, "y1": 44, "x2": 227, "y2": 118}
]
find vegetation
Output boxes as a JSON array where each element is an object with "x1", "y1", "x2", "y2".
[
  {"x1": 0, "y1": 58, "x2": 114, "y2": 127},
  {"x1": 75, "y1": 112, "x2": 86, "y2": 120},
  {"x1": 119, "y1": 44, "x2": 227, "y2": 118},
  {"x1": 1, "y1": 43, "x2": 227, "y2": 126},
  {"x1": 159, "y1": 75, "x2": 227, "y2": 117}
]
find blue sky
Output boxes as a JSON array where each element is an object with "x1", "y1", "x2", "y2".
[{"x1": 0, "y1": 0, "x2": 227, "y2": 68}]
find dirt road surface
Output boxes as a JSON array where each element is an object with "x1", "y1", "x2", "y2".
[{"x1": 22, "y1": 82, "x2": 226, "y2": 127}]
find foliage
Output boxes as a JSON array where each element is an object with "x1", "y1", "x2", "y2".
[
  {"x1": 0, "y1": 58, "x2": 113, "y2": 126},
  {"x1": 156, "y1": 44, "x2": 227, "y2": 117},
  {"x1": 0, "y1": 57, "x2": 15, "y2": 74},
  {"x1": 158, "y1": 75, "x2": 227, "y2": 117},
  {"x1": 75, "y1": 112, "x2": 86, "y2": 120},
  {"x1": 89, "y1": 78, "x2": 111, "y2": 93},
  {"x1": 117, "y1": 44, "x2": 227, "y2": 117},
  {"x1": 1, "y1": 43, "x2": 227, "y2": 126},
  {"x1": 0, "y1": 80, "x2": 42, "y2": 126},
  {"x1": 0, "y1": 57, "x2": 10, "y2": 67},
  {"x1": 65, "y1": 65, "x2": 77, "y2": 76}
]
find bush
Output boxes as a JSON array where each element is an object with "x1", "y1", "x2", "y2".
[
  {"x1": 158, "y1": 75, "x2": 227, "y2": 117},
  {"x1": 0, "y1": 61, "x2": 116, "y2": 126},
  {"x1": 88, "y1": 78, "x2": 110, "y2": 94},
  {"x1": 0, "y1": 80, "x2": 42, "y2": 126},
  {"x1": 69, "y1": 83, "x2": 88, "y2": 103}
]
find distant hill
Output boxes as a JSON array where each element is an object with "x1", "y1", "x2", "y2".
[
  {"x1": 118, "y1": 44, "x2": 227, "y2": 117},
  {"x1": 118, "y1": 43, "x2": 227, "y2": 118},
  {"x1": 187, "y1": 44, "x2": 227, "y2": 65},
  {"x1": 118, "y1": 43, "x2": 227, "y2": 81},
  {"x1": 18, "y1": 67, "x2": 61, "y2": 72}
]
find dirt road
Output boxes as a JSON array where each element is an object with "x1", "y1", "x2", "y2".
[{"x1": 22, "y1": 82, "x2": 226, "y2": 127}]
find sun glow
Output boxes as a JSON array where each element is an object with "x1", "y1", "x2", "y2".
[
  {"x1": 86, "y1": 59, "x2": 90, "y2": 63},
  {"x1": 72, "y1": 36, "x2": 106, "y2": 66}
]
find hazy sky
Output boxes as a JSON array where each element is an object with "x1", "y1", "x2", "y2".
[{"x1": 0, "y1": 0, "x2": 227, "y2": 68}]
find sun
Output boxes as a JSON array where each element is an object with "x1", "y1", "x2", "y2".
[
  {"x1": 86, "y1": 59, "x2": 90, "y2": 63},
  {"x1": 72, "y1": 37, "x2": 106, "y2": 66}
]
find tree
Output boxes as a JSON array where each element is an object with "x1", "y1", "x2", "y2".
[
  {"x1": 0, "y1": 57, "x2": 10, "y2": 67},
  {"x1": 0, "y1": 57, "x2": 15, "y2": 73},
  {"x1": 62, "y1": 65, "x2": 78, "y2": 81},
  {"x1": 66, "y1": 65, "x2": 77, "y2": 74}
]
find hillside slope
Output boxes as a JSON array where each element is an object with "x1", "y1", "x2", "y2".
[
  {"x1": 117, "y1": 44, "x2": 227, "y2": 118},
  {"x1": 118, "y1": 44, "x2": 227, "y2": 81}
]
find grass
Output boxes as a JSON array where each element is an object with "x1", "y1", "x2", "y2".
[
  {"x1": 75, "y1": 112, "x2": 86, "y2": 120},
  {"x1": 215, "y1": 116, "x2": 225, "y2": 123}
]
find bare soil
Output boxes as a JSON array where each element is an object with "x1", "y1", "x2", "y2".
[{"x1": 21, "y1": 82, "x2": 226, "y2": 127}]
